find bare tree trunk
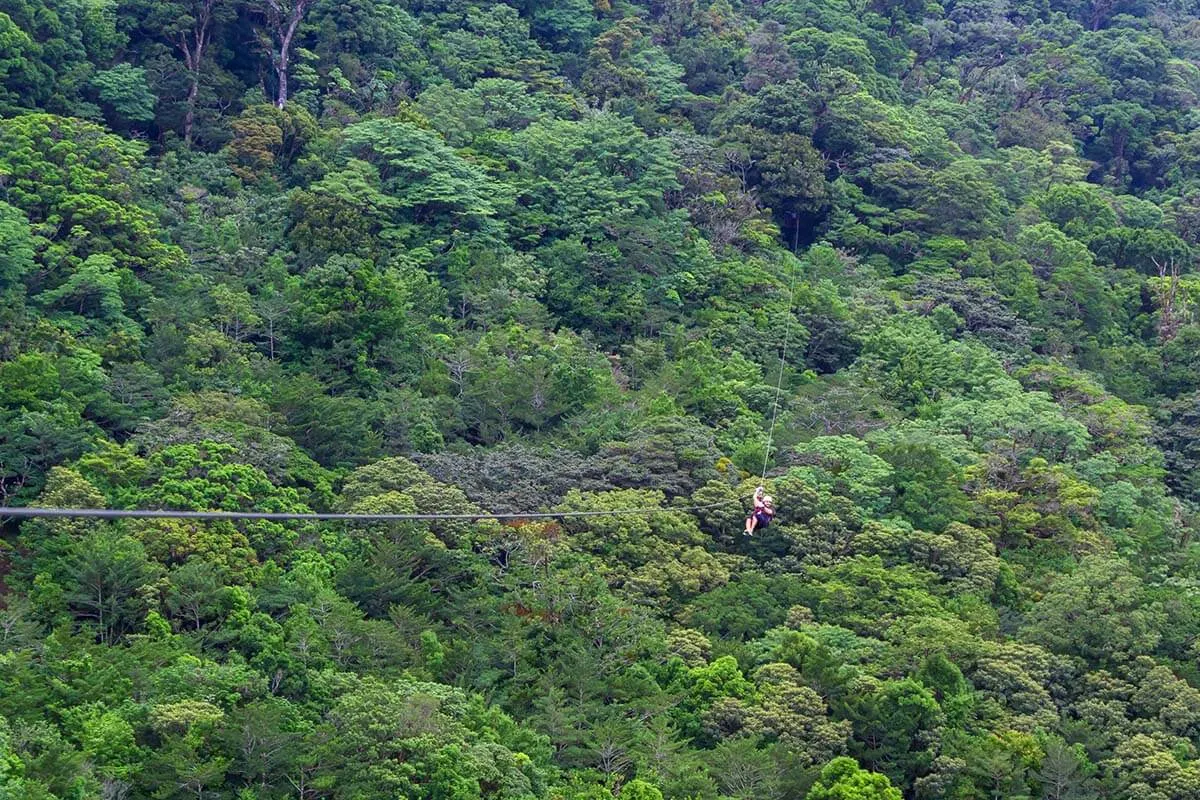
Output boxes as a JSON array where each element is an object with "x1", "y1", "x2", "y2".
[
  {"x1": 178, "y1": 0, "x2": 215, "y2": 147},
  {"x1": 1153, "y1": 255, "x2": 1183, "y2": 342},
  {"x1": 276, "y1": 53, "x2": 289, "y2": 108},
  {"x1": 183, "y1": 77, "x2": 199, "y2": 146},
  {"x1": 263, "y1": 0, "x2": 309, "y2": 108}
]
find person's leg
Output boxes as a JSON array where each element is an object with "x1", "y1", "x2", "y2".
[{"x1": 745, "y1": 515, "x2": 756, "y2": 535}]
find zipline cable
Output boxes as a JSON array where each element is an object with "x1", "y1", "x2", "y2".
[
  {"x1": 0, "y1": 498, "x2": 739, "y2": 522},
  {"x1": 761, "y1": 252, "x2": 802, "y2": 481}
]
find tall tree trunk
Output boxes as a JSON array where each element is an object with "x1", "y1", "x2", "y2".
[
  {"x1": 1153, "y1": 255, "x2": 1183, "y2": 342},
  {"x1": 178, "y1": 0, "x2": 215, "y2": 147},
  {"x1": 264, "y1": 0, "x2": 309, "y2": 108},
  {"x1": 183, "y1": 75, "x2": 199, "y2": 146},
  {"x1": 276, "y1": 53, "x2": 288, "y2": 107}
]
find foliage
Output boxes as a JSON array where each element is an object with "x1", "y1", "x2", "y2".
[{"x1": 3, "y1": 1, "x2": 1200, "y2": 799}]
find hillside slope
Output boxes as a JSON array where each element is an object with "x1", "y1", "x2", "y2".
[{"x1": 3, "y1": 0, "x2": 1200, "y2": 798}]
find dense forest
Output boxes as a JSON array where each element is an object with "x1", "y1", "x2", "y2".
[{"x1": 5, "y1": 0, "x2": 1200, "y2": 797}]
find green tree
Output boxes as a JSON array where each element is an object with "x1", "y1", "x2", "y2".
[
  {"x1": 508, "y1": 113, "x2": 679, "y2": 244},
  {"x1": 848, "y1": 678, "x2": 942, "y2": 788},
  {"x1": 89, "y1": 63, "x2": 156, "y2": 128},
  {"x1": 457, "y1": 324, "x2": 615, "y2": 440},
  {"x1": 339, "y1": 117, "x2": 497, "y2": 235},
  {"x1": 724, "y1": 125, "x2": 828, "y2": 250},
  {"x1": 876, "y1": 438, "x2": 970, "y2": 532},
  {"x1": 0, "y1": 113, "x2": 177, "y2": 274},
  {"x1": 1022, "y1": 557, "x2": 1165, "y2": 665},
  {"x1": 145, "y1": 700, "x2": 232, "y2": 800},
  {"x1": 807, "y1": 756, "x2": 902, "y2": 800},
  {"x1": 62, "y1": 529, "x2": 162, "y2": 644},
  {"x1": 0, "y1": 353, "x2": 103, "y2": 503},
  {"x1": 0, "y1": 12, "x2": 34, "y2": 113}
]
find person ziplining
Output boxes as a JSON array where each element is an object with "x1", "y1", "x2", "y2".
[{"x1": 744, "y1": 485, "x2": 775, "y2": 536}]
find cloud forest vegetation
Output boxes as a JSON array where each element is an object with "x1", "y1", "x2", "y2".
[{"x1": 3, "y1": 0, "x2": 1200, "y2": 798}]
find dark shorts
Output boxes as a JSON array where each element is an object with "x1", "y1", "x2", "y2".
[{"x1": 750, "y1": 511, "x2": 772, "y2": 528}]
